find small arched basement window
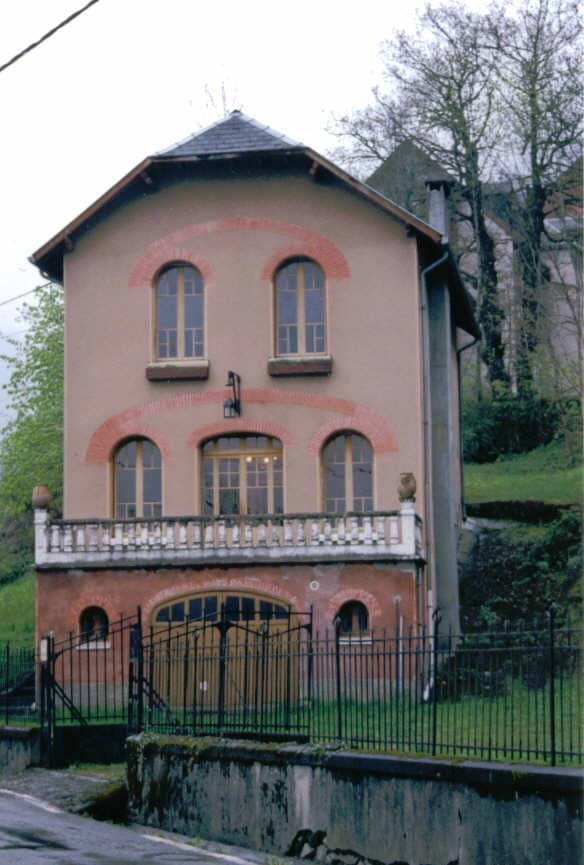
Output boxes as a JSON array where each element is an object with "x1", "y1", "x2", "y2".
[
  {"x1": 79, "y1": 606, "x2": 109, "y2": 642},
  {"x1": 337, "y1": 601, "x2": 369, "y2": 637}
]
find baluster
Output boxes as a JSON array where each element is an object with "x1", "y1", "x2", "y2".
[
  {"x1": 231, "y1": 520, "x2": 240, "y2": 548},
  {"x1": 62, "y1": 524, "x2": 73, "y2": 553},
  {"x1": 165, "y1": 522, "x2": 175, "y2": 550},
  {"x1": 50, "y1": 524, "x2": 61, "y2": 552},
  {"x1": 192, "y1": 521, "x2": 202, "y2": 549},
  {"x1": 337, "y1": 516, "x2": 346, "y2": 545},
  {"x1": 283, "y1": 518, "x2": 293, "y2": 546},
  {"x1": 323, "y1": 518, "x2": 332, "y2": 545},
  {"x1": 257, "y1": 520, "x2": 267, "y2": 547},
  {"x1": 217, "y1": 519, "x2": 226, "y2": 549},
  {"x1": 244, "y1": 519, "x2": 253, "y2": 548},
  {"x1": 204, "y1": 522, "x2": 214, "y2": 549},
  {"x1": 74, "y1": 525, "x2": 84, "y2": 552},
  {"x1": 376, "y1": 515, "x2": 386, "y2": 544},
  {"x1": 140, "y1": 523, "x2": 149, "y2": 549},
  {"x1": 151, "y1": 522, "x2": 162, "y2": 549},
  {"x1": 124, "y1": 522, "x2": 135, "y2": 552},
  {"x1": 311, "y1": 518, "x2": 319, "y2": 546},
  {"x1": 350, "y1": 516, "x2": 359, "y2": 544},
  {"x1": 178, "y1": 520, "x2": 187, "y2": 550},
  {"x1": 363, "y1": 515, "x2": 373, "y2": 544},
  {"x1": 88, "y1": 523, "x2": 98, "y2": 553},
  {"x1": 113, "y1": 523, "x2": 123, "y2": 552},
  {"x1": 296, "y1": 518, "x2": 306, "y2": 546},
  {"x1": 390, "y1": 516, "x2": 399, "y2": 544},
  {"x1": 271, "y1": 519, "x2": 280, "y2": 546}
]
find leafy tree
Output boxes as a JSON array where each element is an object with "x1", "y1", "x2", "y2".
[{"x1": 0, "y1": 284, "x2": 64, "y2": 522}]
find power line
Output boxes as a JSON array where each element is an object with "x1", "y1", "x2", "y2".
[
  {"x1": 0, "y1": 0, "x2": 102, "y2": 75},
  {"x1": 0, "y1": 286, "x2": 51, "y2": 308}
]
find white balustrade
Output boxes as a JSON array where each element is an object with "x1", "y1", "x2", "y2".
[{"x1": 33, "y1": 505, "x2": 422, "y2": 567}]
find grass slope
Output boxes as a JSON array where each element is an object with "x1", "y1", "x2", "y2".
[
  {"x1": 0, "y1": 570, "x2": 35, "y2": 647},
  {"x1": 464, "y1": 441, "x2": 582, "y2": 505}
]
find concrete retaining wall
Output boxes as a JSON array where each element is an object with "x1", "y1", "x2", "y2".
[
  {"x1": 127, "y1": 735, "x2": 583, "y2": 865},
  {"x1": 0, "y1": 726, "x2": 40, "y2": 774}
]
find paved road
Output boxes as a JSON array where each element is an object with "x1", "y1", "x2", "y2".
[{"x1": 0, "y1": 789, "x2": 273, "y2": 865}]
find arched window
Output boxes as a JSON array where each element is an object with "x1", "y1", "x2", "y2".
[
  {"x1": 322, "y1": 433, "x2": 373, "y2": 513},
  {"x1": 114, "y1": 439, "x2": 162, "y2": 518},
  {"x1": 275, "y1": 259, "x2": 325, "y2": 356},
  {"x1": 337, "y1": 601, "x2": 369, "y2": 636},
  {"x1": 156, "y1": 264, "x2": 204, "y2": 360},
  {"x1": 202, "y1": 435, "x2": 283, "y2": 516},
  {"x1": 80, "y1": 606, "x2": 109, "y2": 641}
]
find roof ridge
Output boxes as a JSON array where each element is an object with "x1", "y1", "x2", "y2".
[
  {"x1": 232, "y1": 111, "x2": 302, "y2": 148},
  {"x1": 154, "y1": 110, "x2": 302, "y2": 158}
]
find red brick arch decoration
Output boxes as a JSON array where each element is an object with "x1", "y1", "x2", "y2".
[
  {"x1": 143, "y1": 577, "x2": 301, "y2": 624},
  {"x1": 326, "y1": 588, "x2": 382, "y2": 624},
  {"x1": 85, "y1": 389, "x2": 397, "y2": 463},
  {"x1": 127, "y1": 217, "x2": 349, "y2": 288}
]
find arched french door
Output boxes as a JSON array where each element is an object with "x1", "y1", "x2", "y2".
[{"x1": 148, "y1": 590, "x2": 300, "y2": 722}]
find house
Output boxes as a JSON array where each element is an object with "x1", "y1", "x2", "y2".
[
  {"x1": 31, "y1": 111, "x2": 478, "y2": 649},
  {"x1": 369, "y1": 142, "x2": 582, "y2": 400}
]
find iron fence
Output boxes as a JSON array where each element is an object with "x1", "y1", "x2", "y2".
[
  {"x1": 0, "y1": 643, "x2": 36, "y2": 724},
  {"x1": 8, "y1": 607, "x2": 581, "y2": 766},
  {"x1": 129, "y1": 610, "x2": 582, "y2": 766}
]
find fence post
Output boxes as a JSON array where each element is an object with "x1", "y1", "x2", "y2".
[
  {"x1": 431, "y1": 610, "x2": 441, "y2": 757},
  {"x1": 128, "y1": 608, "x2": 143, "y2": 733},
  {"x1": 548, "y1": 608, "x2": 556, "y2": 767},
  {"x1": 216, "y1": 603, "x2": 229, "y2": 734},
  {"x1": 4, "y1": 643, "x2": 9, "y2": 725},
  {"x1": 334, "y1": 616, "x2": 343, "y2": 741}
]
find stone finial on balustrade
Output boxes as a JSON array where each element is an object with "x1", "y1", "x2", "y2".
[
  {"x1": 32, "y1": 485, "x2": 51, "y2": 564},
  {"x1": 398, "y1": 472, "x2": 416, "y2": 503},
  {"x1": 32, "y1": 484, "x2": 52, "y2": 510}
]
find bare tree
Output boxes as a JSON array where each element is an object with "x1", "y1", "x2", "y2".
[
  {"x1": 332, "y1": 4, "x2": 510, "y2": 389},
  {"x1": 487, "y1": 0, "x2": 583, "y2": 395}
]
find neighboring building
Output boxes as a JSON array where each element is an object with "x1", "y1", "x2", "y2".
[
  {"x1": 369, "y1": 142, "x2": 583, "y2": 399},
  {"x1": 31, "y1": 112, "x2": 478, "y2": 646}
]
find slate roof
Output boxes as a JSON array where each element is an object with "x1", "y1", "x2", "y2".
[{"x1": 157, "y1": 111, "x2": 303, "y2": 158}]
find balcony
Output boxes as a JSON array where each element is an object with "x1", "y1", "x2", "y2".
[{"x1": 34, "y1": 502, "x2": 423, "y2": 569}]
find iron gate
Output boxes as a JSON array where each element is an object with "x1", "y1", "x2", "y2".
[{"x1": 128, "y1": 604, "x2": 313, "y2": 739}]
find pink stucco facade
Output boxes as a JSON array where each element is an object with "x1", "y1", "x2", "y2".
[{"x1": 32, "y1": 115, "x2": 475, "y2": 643}]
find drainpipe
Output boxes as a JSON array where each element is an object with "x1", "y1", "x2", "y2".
[
  {"x1": 456, "y1": 333, "x2": 480, "y2": 520},
  {"x1": 419, "y1": 246, "x2": 449, "y2": 634}
]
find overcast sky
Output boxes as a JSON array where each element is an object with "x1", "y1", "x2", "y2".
[{"x1": 0, "y1": 0, "x2": 485, "y2": 416}]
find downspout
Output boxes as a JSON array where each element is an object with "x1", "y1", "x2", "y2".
[
  {"x1": 456, "y1": 333, "x2": 480, "y2": 520},
  {"x1": 419, "y1": 246, "x2": 449, "y2": 632}
]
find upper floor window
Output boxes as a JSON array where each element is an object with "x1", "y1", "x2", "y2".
[
  {"x1": 114, "y1": 439, "x2": 162, "y2": 518},
  {"x1": 275, "y1": 259, "x2": 325, "y2": 356},
  {"x1": 322, "y1": 433, "x2": 373, "y2": 513},
  {"x1": 156, "y1": 264, "x2": 204, "y2": 360},
  {"x1": 202, "y1": 435, "x2": 283, "y2": 516}
]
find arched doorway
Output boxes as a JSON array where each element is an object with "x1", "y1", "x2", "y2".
[{"x1": 146, "y1": 590, "x2": 305, "y2": 728}]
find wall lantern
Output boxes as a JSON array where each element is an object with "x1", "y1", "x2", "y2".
[{"x1": 223, "y1": 371, "x2": 241, "y2": 418}]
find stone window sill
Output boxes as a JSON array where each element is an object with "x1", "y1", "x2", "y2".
[
  {"x1": 146, "y1": 360, "x2": 209, "y2": 381},
  {"x1": 77, "y1": 641, "x2": 110, "y2": 650},
  {"x1": 268, "y1": 356, "x2": 333, "y2": 377}
]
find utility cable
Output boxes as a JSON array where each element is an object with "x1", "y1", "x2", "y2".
[
  {"x1": 0, "y1": 285, "x2": 51, "y2": 308},
  {"x1": 0, "y1": 0, "x2": 102, "y2": 75}
]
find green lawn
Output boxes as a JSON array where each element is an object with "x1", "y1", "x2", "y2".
[
  {"x1": 0, "y1": 571, "x2": 35, "y2": 647},
  {"x1": 464, "y1": 442, "x2": 582, "y2": 505}
]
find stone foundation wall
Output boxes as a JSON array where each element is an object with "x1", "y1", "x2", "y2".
[
  {"x1": 0, "y1": 727, "x2": 41, "y2": 774},
  {"x1": 126, "y1": 735, "x2": 583, "y2": 865}
]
